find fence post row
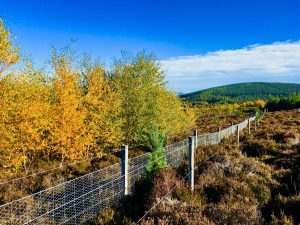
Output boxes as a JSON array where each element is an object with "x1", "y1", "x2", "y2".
[
  {"x1": 121, "y1": 145, "x2": 129, "y2": 196},
  {"x1": 194, "y1": 129, "x2": 198, "y2": 148},
  {"x1": 188, "y1": 136, "x2": 195, "y2": 192},
  {"x1": 0, "y1": 116, "x2": 261, "y2": 224}
]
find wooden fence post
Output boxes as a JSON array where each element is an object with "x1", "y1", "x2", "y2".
[
  {"x1": 194, "y1": 129, "x2": 198, "y2": 148},
  {"x1": 121, "y1": 145, "x2": 129, "y2": 195},
  {"x1": 248, "y1": 119, "x2": 251, "y2": 134},
  {"x1": 188, "y1": 136, "x2": 194, "y2": 192},
  {"x1": 237, "y1": 125, "x2": 240, "y2": 147},
  {"x1": 218, "y1": 126, "x2": 221, "y2": 143}
]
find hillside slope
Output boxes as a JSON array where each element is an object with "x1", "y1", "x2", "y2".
[{"x1": 181, "y1": 82, "x2": 300, "y2": 103}]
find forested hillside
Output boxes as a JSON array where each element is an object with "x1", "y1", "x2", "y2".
[{"x1": 181, "y1": 82, "x2": 300, "y2": 103}]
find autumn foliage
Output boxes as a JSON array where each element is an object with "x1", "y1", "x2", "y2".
[
  {"x1": 0, "y1": 20, "x2": 194, "y2": 175},
  {"x1": 0, "y1": 19, "x2": 19, "y2": 74}
]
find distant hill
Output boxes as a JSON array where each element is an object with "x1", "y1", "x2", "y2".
[{"x1": 181, "y1": 82, "x2": 300, "y2": 103}]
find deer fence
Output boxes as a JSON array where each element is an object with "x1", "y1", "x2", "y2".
[{"x1": 0, "y1": 116, "x2": 256, "y2": 225}]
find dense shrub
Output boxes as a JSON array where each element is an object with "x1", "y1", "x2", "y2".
[
  {"x1": 204, "y1": 203, "x2": 261, "y2": 225},
  {"x1": 266, "y1": 95, "x2": 300, "y2": 111},
  {"x1": 272, "y1": 194, "x2": 300, "y2": 223}
]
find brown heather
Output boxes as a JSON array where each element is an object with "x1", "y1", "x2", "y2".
[{"x1": 89, "y1": 110, "x2": 299, "y2": 225}]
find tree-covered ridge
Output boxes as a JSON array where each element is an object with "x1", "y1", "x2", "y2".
[{"x1": 181, "y1": 82, "x2": 300, "y2": 103}]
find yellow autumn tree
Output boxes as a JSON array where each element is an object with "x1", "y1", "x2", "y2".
[
  {"x1": 81, "y1": 58, "x2": 123, "y2": 154},
  {"x1": 155, "y1": 89, "x2": 195, "y2": 135},
  {"x1": 255, "y1": 99, "x2": 266, "y2": 108},
  {"x1": 0, "y1": 23, "x2": 195, "y2": 175},
  {"x1": 0, "y1": 62, "x2": 51, "y2": 171},
  {"x1": 0, "y1": 19, "x2": 19, "y2": 75},
  {"x1": 50, "y1": 49, "x2": 88, "y2": 163}
]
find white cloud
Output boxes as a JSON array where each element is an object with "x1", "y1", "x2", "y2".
[
  {"x1": 161, "y1": 41, "x2": 300, "y2": 80},
  {"x1": 161, "y1": 41, "x2": 300, "y2": 92}
]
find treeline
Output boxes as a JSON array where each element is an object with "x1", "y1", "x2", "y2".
[
  {"x1": 181, "y1": 82, "x2": 300, "y2": 104},
  {"x1": 266, "y1": 94, "x2": 300, "y2": 111},
  {"x1": 0, "y1": 20, "x2": 194, "y2": 173}
]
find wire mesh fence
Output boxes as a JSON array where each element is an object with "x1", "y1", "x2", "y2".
[
  {"x1": 128, "y1": 153, "x2": 149, "y2": 193},
  {"x1": 0, "y1": 116, "x2": 256, "y2": 225}
]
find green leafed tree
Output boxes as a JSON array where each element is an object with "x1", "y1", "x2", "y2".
[
  {"x1": 145, "y1": 127, "x2": 167, "y2": 179},
  {"x1": 110, "y1": 51, "x2": 194, "y2": 145}
]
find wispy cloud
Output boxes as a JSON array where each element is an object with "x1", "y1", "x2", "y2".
[{"x1": 161, "y1": 41, "x2": 300, "y2": 92}]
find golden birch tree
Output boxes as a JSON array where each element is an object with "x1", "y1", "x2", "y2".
[
  {"x1": 0, "y1": 19, "x2": 19, "y2": 75},
  {"x1": 0, "y1": 63, "x2": 51, "y2": 171},
  {"x1": 50, "y1": 49, "x2": 88, "y2": 163},
  {"x1": 82, "y1": 59, "x2": 123, "y2": 154}
]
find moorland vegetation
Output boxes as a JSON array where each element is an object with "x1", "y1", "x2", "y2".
[{"x1": 91, "y1": 110, "x2": 299, "y2": 225}]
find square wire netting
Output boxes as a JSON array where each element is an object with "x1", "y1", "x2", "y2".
[
  {"x1": 0, "y1": 162, "x2": 122, "y2": 224},
  {"x1": 0, "y1": 117, "x2": 256, "y2": 225}
]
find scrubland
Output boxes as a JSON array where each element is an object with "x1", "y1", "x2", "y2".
[{"x1": 91, "y1": 110, "x2": 299, "y2": 225}]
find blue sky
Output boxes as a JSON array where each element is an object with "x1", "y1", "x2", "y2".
[{"x1": 1, "y1": 0, "x2": 300, "y2": 92}]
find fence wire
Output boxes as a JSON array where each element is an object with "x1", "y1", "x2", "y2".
[{"x1": 0, "y1": 116, "x2": 256, "y2": 225}]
